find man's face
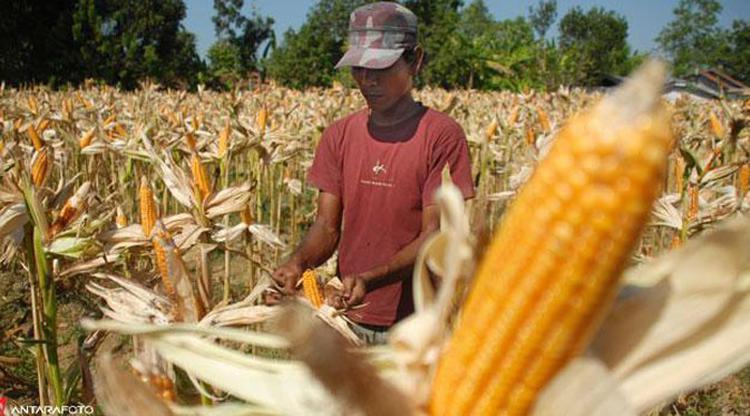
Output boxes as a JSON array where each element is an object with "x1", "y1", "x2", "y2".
[{"x1": 351, "y1": 57, "x2": 413, "y2": 113}]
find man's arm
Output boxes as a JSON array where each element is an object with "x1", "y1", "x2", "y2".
[
  {"x1": 272, "y1": 191, "x2": 342, "y2": 294},
  {"x1": 341, "y1": 204, "x2": 440, "y2": 307}
]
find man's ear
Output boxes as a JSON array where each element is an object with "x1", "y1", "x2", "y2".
[{"x1": 411, "y1": 45, "x2": 424, "y2": 75}]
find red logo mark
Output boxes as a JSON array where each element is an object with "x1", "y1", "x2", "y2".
[{"x1": 0, "y1": 396, "x2": 7, "y2": 414}]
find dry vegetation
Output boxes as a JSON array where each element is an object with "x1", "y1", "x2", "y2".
[{"x1": 1, "y1": 63, "x2": 750, "y2": 415}]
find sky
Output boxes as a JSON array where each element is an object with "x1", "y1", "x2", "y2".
[{"x1": 184, "y1": 0, "x2": 750, "y2": 59}]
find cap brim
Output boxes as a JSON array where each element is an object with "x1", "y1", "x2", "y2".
[{"x1": 334, "y1": 47, "x2": 404, "y2": 69}]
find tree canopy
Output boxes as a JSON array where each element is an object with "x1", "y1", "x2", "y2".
[{"x1": 0, "y1": 0, "x2": 747, "y2": 91}]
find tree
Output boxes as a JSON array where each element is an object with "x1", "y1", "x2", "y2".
[
  {"x1": 210, "y1": 0, "x2": 274, "y2": 78},
  {"x1": 72, "y1": 0, "x2": 202, "y2": 89},
  {"x1": 266, "y1": 0, "x2": 371, "y2": 89},
  {"x1": 528, "y1": 0, "x2": 557, "y2": 40},
  {"x1": 558, "y1": 6, "x2": 631, "y2": 86},
  {"x1": 656, "y1": 0, "x2": 726, "y2": 77},
  {"x1": 0, "y1": 0, "x2": 82, "y2": 86},
  {"x1": 722, "y1": 20, "x2": 750, "y2": 84},
  {"x1": 459, "y1": 0, "x2": 494, "y2": 40},
  {"x1": 403, "y1": 0, "x2": 465, "y2": 88}
]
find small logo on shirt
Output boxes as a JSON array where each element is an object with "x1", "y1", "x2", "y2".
[{"x1": 372, "y1": 160, "x2": 386, "y2": 176}]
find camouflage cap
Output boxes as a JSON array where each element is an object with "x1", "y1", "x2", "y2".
[{"x1": 335, "y1": 2, "x2": 418, "y2": 70}]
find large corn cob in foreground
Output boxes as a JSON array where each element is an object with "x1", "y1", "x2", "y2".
[{"x1": 430, "y1": 61, "x2": 673, "y2": 416}]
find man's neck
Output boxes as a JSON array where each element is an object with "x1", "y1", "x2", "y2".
[{"x1": 369, "y1": 95, "x2": 421, "y2": 127}]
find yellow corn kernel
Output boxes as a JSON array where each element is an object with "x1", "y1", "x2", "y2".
[
  {"x1": 49, "y1": 182, "x2": 90, "y2": 237},
  {"x1": 152, "y1": 222, "x2": 204, "y2": 322},
  {"x1": 190, "y1": 152, "x2": 211, "y2": 202},
  {"x1": 27, "y1": 125, "x2": 44, "y2": 150},
  {"x1": 30, "y1": 147, "x2": 49, "y2": 188},
  {"x1": 218, "y1": 119, "x2": 230, "y2": 158},
  {"x1": 139, "y1": 177, "x2": 157, "y2": 237},
  {"x1": 430, "y1": 61, "x2": 672, "y2": 416},
  {"x1": 302, "y1": 270, "x2": 324, "y2": 308},
  {"x1": 709, "y1": 111, "x2": 724, "y2": 137},
  {"x1": 79, "y1": 128, "x2": 96, "y2": 148}
]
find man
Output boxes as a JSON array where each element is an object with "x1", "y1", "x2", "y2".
[{"x1": 271, "y1": 2, "x2": 474, "y2": 344}]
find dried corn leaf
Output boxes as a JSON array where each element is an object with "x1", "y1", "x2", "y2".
[{"x1": 591, "y1": 217, "x2": 750, "y2": 412}]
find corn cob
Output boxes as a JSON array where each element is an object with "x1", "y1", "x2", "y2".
[
  {"x1": 30, "y1": 147, "x2": 50, "y2": 188},
  {"x1": 709, "y1": 111, "x2": 724, "y2": 137},
  {"x1": 36, "y1": 118, "x2": 50, "y2": 133},
  {"x1": 485, "y1": 120, "x2": 498, "y2": 143},
  {"x1": 149, "y1": 374, "x2": 176, "y2": 402},
  {"x1": 113, "y1": 123, "x2": 127, "y2": 138},
  {"x1": 103, "y1": 113, "x2": 116, "y2": 126},
  {"x1": 537, "y1": 106, "x2": 551, "y2": 133},
  {"x1": 302, "y1": 269, "x2": 324, "y2": 308},
  {"x1": 525, "y1": 128, "x2": 535, "y2": 147},
  {"x1": 27, "y1": 95, "x2": 39, "y2": 114},
  {"x1": 115, "y1": 206, "x2": 128, "y2": 228},
  {"x1": 27, "y1": 125, "x2": 44, "y2": 150},
  {"x1": 240, "y1": 204, "x2": 253, "y2": 224},
  {"x1": 49, "y1": 182, "x2": 90, "y2": 237},
  {"x1": 185, "y1": 132, "x2": 197, "y2": 150},
  {"x1": 190, "y1": 152, "x2": 212, "y2": 202},
  {"x1": 257, "y1": 107, "x2": 268, "y2": 133},
  {"x1": 36, "y1": 118, "x2": 51, "y2": 133},
  {"x1": 62, "y1": 98, "x2": 73, "y2": 120},
  {"x1": 79, "y1": 128, "x2": 96, "y2": 148},
  {"x1": 507, "y1": 104, "x2": 520, "y2": 126},
  {"x1": 430, "y1": 61, "x2": 672, "y2": 416},
  {"x1": 151, "y1": 221, "x2": 204, "y2": 322},
  {"x1": 738, "y1": 163, "x2": 749, "y2": 198},
  {"x1": 139, "y1": 177, "x2": 158, "y2": 237},
  {"x1": 218, "y1": 119, "x2": 230, "y2": 158}
]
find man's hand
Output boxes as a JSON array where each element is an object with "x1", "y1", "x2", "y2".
[
  {"x1": 271, "y1": 260, "x2": 303, "y2": 297},
  {"x1": 342, "y1": 275, "x2": 367, "y2": 308}
]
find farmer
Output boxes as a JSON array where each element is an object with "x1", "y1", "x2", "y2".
[{"x1": 271, "y1": 2, "x2": 474, "y2": 344}]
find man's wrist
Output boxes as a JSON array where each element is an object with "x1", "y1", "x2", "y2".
[{"x1": 287, "y1": 254, "x2": 307, "y2": 271}]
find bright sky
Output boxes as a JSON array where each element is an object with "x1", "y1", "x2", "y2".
[{"x1": 184, "y1": 0, "x2": 750, "y2": 59}]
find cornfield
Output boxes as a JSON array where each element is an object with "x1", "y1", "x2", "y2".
[{"x1": 1, "y1": 62, "x2": 750, "y2": 415}]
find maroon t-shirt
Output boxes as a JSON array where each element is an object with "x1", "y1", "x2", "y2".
[{"x1": 308, "y1": 105, "x2": 474, "y2": 326}]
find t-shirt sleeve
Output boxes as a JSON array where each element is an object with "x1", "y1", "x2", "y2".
[
  {"x1": 422, "y1": 122, "x2": 475, "y2": 207},
  {"x1": 307, "y1": 125, "x2": 343, "y2": 197}
]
